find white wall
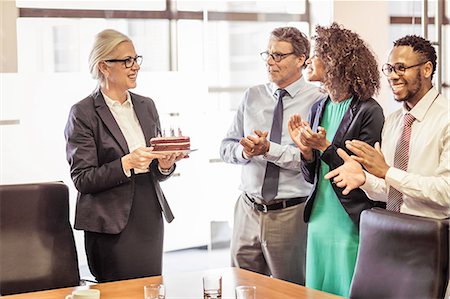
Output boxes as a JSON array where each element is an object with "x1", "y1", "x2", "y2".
[
  {"x1": 310, "y1": 0, "x2": 401, "y2": 115},
  {"x1": 333, "y1": 0, "x2": 397, "y2": 113}
]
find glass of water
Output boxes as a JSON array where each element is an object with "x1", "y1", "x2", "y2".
[
  {"x1": 144, "y1": 284, "x2": 165, "y2": 299},
  {"x1": 203, "y1": 275, "x2": 222, "y2": 299},
  {"x1": 235, "y1": 285, "x2": 256, "y2": 299}
]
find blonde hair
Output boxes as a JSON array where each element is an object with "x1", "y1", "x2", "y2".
[{"x1": 88, "y1": 29, "x2": 131, "y2": 83}]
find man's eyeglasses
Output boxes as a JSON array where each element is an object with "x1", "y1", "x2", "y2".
[
  {"x1": 382, "y1": 61, "x2": 427, "y2": 76},
  {"x1": 260, "y1": 51, "x2": 295, "y2": 62},
  {"x1": 105, "y1": 55, "x2": 143, "y2": 68}
]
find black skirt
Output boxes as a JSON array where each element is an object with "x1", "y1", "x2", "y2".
[{"x1": 85, "y1": 173, "x2": 164, "y2": 282}]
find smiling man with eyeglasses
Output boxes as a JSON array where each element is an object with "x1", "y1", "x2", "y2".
[
  {"x1": 325, "y1": 35, "x2": 450, "y2": 221},
  {"x1": 220, "y1": 27, "x2": 324, "y2": 285}
]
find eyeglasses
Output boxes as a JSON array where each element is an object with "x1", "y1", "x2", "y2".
[
  {"x1": 105, "y1": 55, "x2": 143, "y2": 68},
  {"x1": 260, "y1": 51, "x2": 295, "y2": 62},
  {"x1": 382, "y1": 61, "x2": 427, "y2": 76}
]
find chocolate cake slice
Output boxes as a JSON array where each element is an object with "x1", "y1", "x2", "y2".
[{"x1": 150, "y1": 136, "x2": 190, "y2": 151}]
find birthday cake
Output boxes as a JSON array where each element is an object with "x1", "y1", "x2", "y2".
[{"x1": 150, "y1": 136, "x2": 191, "y2": 152}]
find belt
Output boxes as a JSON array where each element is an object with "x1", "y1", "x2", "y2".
[{"x1": 244, "y1": 193, "x2": 307, "y2": 213}]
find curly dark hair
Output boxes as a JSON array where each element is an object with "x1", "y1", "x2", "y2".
[
  {"x1": 393, "y1": 35, "x2": 437, "y2": 80},
  {"x1": 271, "y1": 27, "x2": 310, "y2": 69},
  {"x1": 313, "y1": 22, "x2": 380, "y2": 100}
]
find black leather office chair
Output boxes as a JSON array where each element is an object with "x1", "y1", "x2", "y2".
[
  {"x1": 0, "y1": 182, "x2": 80, "y2": 295},
  {"x1": 350, "y1": 208, "x2": 449, "y2": 299}
]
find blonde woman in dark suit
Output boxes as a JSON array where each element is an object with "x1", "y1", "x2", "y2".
[{"x1": 65, "y1": 29, "x2": 183, "y2": 282}]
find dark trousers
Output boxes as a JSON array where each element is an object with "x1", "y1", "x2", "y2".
[{"x1": 85, "y1": 174, "x2": 164, "y2": 282}]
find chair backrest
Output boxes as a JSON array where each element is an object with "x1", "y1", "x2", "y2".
[
  {"x1": 0, "y1": 182, "x2": 80, "y2": 295},
  {"x1": 350, "y1": 208, "x2": 449, "y2": 299}
]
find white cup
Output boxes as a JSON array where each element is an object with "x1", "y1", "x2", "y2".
[
  {"x1": 235, "y1": 285, "x2": 256, "y2": 299},
  {"x1": 65, "y1": 289, "x2": 100, "y2": 299}
]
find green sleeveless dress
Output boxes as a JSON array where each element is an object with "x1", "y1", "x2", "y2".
[{"x1": 305, "y1": 97, "x2": 358, "y2": 298}]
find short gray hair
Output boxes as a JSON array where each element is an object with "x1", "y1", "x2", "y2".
[
  {"x1": 88, "y1": 29, "x2": 131, "y2": 83},
  {"x1": 270, "y1": 27, "x2": 310, "y2": 68}
]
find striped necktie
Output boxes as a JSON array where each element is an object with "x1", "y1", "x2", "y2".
[{"x1": 387, "y1": 113, "x2": 415, "y2": 212}]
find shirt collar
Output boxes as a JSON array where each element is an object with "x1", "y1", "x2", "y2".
[
  {"x1": 401, "y1": 87, "x2": 439, "y2": 122},
  {"x1": 270, "y1": 76, "x2": 305, "y2": 100},
  {"x1": 102, "y1": 91, "x2": 133, "y2": 108}
]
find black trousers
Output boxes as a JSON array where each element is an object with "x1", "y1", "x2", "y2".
[{"x1": 85, "y1": 173, "x2": 164, "y2": 282}]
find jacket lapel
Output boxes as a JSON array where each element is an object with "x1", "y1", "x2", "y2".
[
  {"x1": 332, "y1": 96, "x2": 359, "y2": 145},
  {"x1": 93, "y1": 90, "x2": 129, "y2": 154},
  {"x1": 131, "y1": 93, "x2": 154, "y2": 146},
  {"x1": 312, "y1": 96, "x2": 327, "y2": 132}
]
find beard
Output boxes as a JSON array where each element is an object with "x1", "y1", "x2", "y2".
[{"x1": 394, "y1": 71, "x2": 422, "y2": 103}]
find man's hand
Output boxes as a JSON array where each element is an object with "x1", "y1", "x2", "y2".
[
  {"x1": 345, "y1": 140, "x2": 389, "y2": 178},
  {"x1": 240, "y1": 130, "x2": 269, "y2": 158},
  {"x1": 324, "y1": 148, "x2": 366, "y2": 195},
  {"x1": 288, "y1": 114, "x2": 313, "y2": 160}
]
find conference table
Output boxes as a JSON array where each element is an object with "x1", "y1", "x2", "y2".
[{"x1": 3, "y1": 267, "x2": 344, "y2": 299}]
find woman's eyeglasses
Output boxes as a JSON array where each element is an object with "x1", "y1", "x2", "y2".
[{"x1": 105, "y1": 55, "x2": 143, "y2": 68}]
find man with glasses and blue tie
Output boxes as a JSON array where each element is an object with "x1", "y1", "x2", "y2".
[
  {"x1": 220, "y1": 27, "x2": 323, "y2": 285},
  {"x1": 325, "y1": 35, "x2": 449, "y2": 220}
]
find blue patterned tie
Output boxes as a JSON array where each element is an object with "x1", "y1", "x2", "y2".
[{"x1": 261, "y1": 89, "x2": 287, "y2": 200}]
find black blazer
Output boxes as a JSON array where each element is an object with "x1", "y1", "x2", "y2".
[
  {"x1": 302, "y1": 96, "x2": 386, "y2": 228},
  {"x1": 65, "y1": 90, "x2": 174, "y2": 234}
]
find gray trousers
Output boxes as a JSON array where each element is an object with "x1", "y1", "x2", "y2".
[{"x1": 230, "y1": 193, "x2": 307, "y2": 285}]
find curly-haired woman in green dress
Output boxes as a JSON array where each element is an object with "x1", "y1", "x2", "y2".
[{"x1": 288, "y1": 23, "x2": 386, "y2": 297}]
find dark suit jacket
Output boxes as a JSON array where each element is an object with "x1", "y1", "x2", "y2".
[
  {"x1": 302, "y1": 95, "x2": 386, "y2": 228},
  {"x1": 65, "y1": 90, "x2": 174, "y2": 234}
]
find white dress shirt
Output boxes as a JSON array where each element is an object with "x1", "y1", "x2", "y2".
[
  {"x1": 220, "y1": 77, "x2": 324, "y2": 201},
  {"x1": 103, "y1": 91, "x2": 148, "y2": 175},
  {"x1": 362, "y1": 87, "x2": 450, "y2": 219}
]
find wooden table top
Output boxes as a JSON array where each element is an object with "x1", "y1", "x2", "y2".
[{"x1": 3, "y1": 267, "x2": 344, "y2": 299}]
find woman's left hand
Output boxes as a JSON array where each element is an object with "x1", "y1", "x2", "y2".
[
  {"x1": 300, "y1": 125, "x2": 331, "y2": 152},
  {"x1": 158, "y1": 152, "x2": 186, "y2": 170}
]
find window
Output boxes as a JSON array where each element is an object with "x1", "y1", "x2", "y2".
[{"x1": 17, "y1": 0, "x2": 311, "y2": 109}]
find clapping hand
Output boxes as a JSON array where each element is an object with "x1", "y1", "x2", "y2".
[
  {"x1": 300, "y1": 124, "x2": 329, "y2": 152},
  {"x1": 240, "y1": 130, "x2": 269, "y2": 158},
  {"x1": 345, "y1": 140, "x2": 389, "y2": 179},
  {"x1": 287, "y1": 114, "x2": 313, "y2": 160},
  {"x1": 324, "y1": 148, "x2": 366, "y2": 195}
]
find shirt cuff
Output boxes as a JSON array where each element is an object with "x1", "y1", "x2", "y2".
[
  {"x1": 360, "y1": 170, "x2": 373, "y2": 191},
  {"x1": 384, "y1": 167, "x2": 405, "y2": 190},
  {"x1": 122, "y1": 166, "x2": 132, "y2": 177},
  {"x1": 264, "y1": 142, "x2": 281, "y2": 161},
  {"x1": 242, "y1": 150, "x2": 250, "y2": 160},
  {"x1": 158, "y1": 164, "x2": 173, "y2": 175},
  {"x1": 236, "y1": 144, "x2": 250, "y2": 162}
]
